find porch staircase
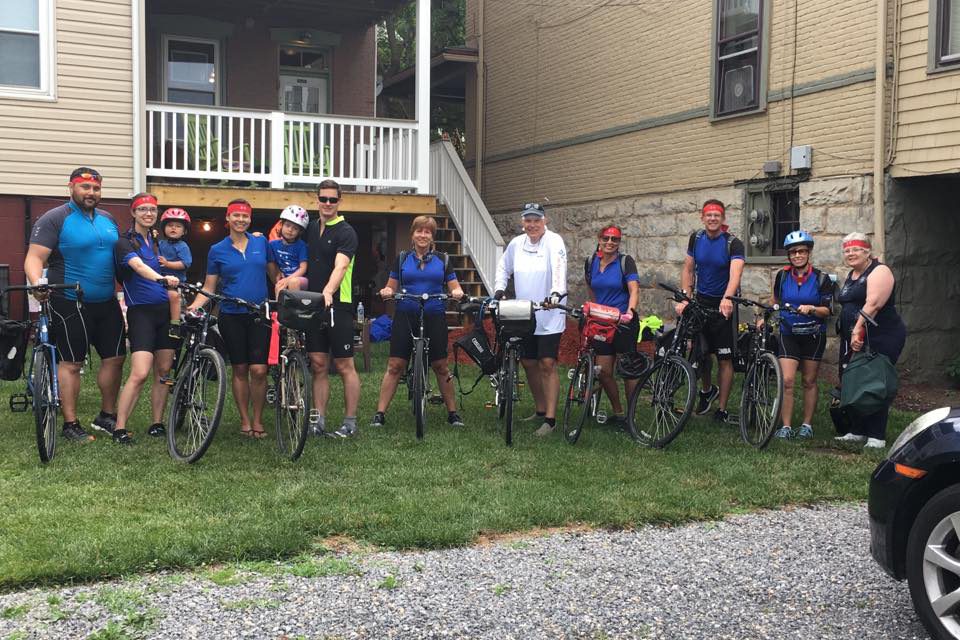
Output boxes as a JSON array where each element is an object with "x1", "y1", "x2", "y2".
[{"x1": 433, "y1": 206, "x2": 488, "y2": 299}]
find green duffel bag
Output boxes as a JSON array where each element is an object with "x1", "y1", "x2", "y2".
[{"x1": 840, "y1": 349, "x2": 899, "y2": 417}]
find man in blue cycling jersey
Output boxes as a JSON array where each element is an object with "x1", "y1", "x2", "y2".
[
  {"x1": 24, "y1": 167, "x2": 126, "y2": 443},
  {"x1": 676, "y1": 199, "x2": 745, "y2": 424}
]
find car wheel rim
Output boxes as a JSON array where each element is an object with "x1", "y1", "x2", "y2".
[{"x1": 923, "y1": 513, "x2": 960, "y2": 635}]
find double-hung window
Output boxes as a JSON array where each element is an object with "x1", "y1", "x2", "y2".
[
  {"x1": 932, "y1": 0, "x2": 960, "y2": 70},
  {"x1": 0, "y1": 0, "x2": 55, "y2": 99},
  {"x1": 713, "y1": 0, "x2": 764, "y2": 117}
]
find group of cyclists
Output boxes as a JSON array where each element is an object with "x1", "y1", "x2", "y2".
[{"x1": 16, "y1": 165, "x2": 905, "y2": 452}]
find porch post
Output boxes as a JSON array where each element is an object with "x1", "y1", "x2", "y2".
[
  {"x1": 415, "y1": 0, "x2": 431, "y2": 193},
  {"x1": 270, "y1": 111, "x2": 286, "y2": 189}
]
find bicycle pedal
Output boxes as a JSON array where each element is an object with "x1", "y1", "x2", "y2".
[
  {"x1": 8, "y1": 394, "x2": 28, "y2": 412},
  {"x1": 595, "y1": 410, "x2": 608, "y2": 424},
  {"x1": 428, "y1": 394, "x2": 444, "y2": 405},
  {"x1": 567, "y1": 369, "x2": 575, "y2": 380},
  {"x1": 484, "y1": 401, "x2": 496, "y2": 409},
  {"x1": 266, "y1": 387, "x2": 277, "y2": 404},
  {"x1": 309, "y1": 409, "x2": 322, "y2": 425}
]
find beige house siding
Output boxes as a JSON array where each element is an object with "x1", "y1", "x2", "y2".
[
  {"x1": 471, "y1": 0, "x2": 878, "y2": 212},
  {"x1": 889, "y1": 0, "x2": 960, "y2": 176},
  {"x1": 0, "y1": 0, "x2": 134, "y2": 199}
]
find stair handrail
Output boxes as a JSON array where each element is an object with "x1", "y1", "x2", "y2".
[{"x1": 429, "y1": 140, "x2": 504, "y2": 295}]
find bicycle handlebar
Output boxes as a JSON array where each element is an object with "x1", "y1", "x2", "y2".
[
  {"x1": 389, "y1": 291, "x2": 451, "y2": 304},
  {"x1": 179, "y1": 281, "x2": 263, "y2": 315}
]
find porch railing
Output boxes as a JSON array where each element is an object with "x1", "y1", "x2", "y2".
[
  {"x1": 145, "y1": 102, "x2": 420, "y2": 190},
  {"x1": 429, "y1": 140, "x2": 504, "y2": 294}
]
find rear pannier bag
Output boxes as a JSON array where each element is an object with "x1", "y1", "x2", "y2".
[
  {"x1": 276, "y1": 290, "x2": 326, "y2": 332},
  {"x1": 495, "y1": 299, "x2": 536, "y2": 338},
  {"x1": 0, "y1": 318, "x2": 29, "y2": 381}
]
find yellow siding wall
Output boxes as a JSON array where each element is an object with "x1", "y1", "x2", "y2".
[
  {"x1": 890, "y1": 0, "x2": 960, "y2": 176},
  {"x1": 0, "y1": 0, "x2": 134, "y2": 199},
  {"x1": 471, "y1": 0, "x2": 878, "y2": 212}
]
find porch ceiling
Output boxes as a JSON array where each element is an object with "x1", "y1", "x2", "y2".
[{"x1": 148, "y1": 0, "x2": 409, "y2": 31}]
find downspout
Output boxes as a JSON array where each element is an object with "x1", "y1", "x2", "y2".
[
  {"x1": 131, "y1": 0, "x2": 145, "y2": 195},
  {"x1": 475, "y1": 0, "x2": 485, "y2": 192},
  {"x1": 872, "y1": 0, "x2": 887, "y2": 259}
]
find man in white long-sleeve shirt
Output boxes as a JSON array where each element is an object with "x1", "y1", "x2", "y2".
[{"x1": 494, "y1": 202, "x2": 568, "y2": 437}]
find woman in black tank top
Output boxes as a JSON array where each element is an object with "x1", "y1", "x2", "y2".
[{"x1": 834, "y1": 233, "x2": 906, "y2": 447}]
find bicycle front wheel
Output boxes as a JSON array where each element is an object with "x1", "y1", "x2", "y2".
[
  {"x1": 563, "y1": 354, "x2": 594, "y2": 445},
  {"x1": 275, "y1": 350, "x2": 312, "y2": 461},
  {"x1": 502, "y1": 354, "x2": 517, "y2": 446},
  {"x1": 167, "y1": 347, "x2": 226, "y2": 463},
  {"x1": 412, "y1": 340, "x2": 427, "y2": 440},
  {"x1": 739, "y1": 351, "x2": 783, "y2": 449},
  {"x1": 627, "y1": 354, "x2": 695, "y2": 448},
  {"x1": 32, "y1": 347, "x2": 57, "y2": 464}
]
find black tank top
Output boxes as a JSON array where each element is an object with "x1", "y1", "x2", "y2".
[{"x1": 837, "y1": 259, "x2": 900, "y2": 336}]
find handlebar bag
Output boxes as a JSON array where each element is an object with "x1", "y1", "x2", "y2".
[
  {"x1": 495, "y1": 299, "x2": 536, "y2": 338},
  {"x1": 0, "y1": 318, "x2": 29, "y2": 381},
  {"x1": 277, "y1": 290, "x2": 326, "y2": 332},
  {"x1": 582, "y1": 302, "x2": 620, "y2": 344}
]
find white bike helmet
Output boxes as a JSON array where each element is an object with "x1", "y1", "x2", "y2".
[{"x1": 279, "y1": 205, "x2": 309, "y2": 230}]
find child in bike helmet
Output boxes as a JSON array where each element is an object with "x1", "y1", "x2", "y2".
[
  {"x1": 269, "y1": 205, "x2": 309, "y2": 292},
  {"x1": 158, "y1": 207, "x2": 193, "y2": 331}
]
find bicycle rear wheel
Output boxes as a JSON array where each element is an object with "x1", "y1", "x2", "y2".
[
  {"x1": 502, "y1": 353, "x2": 517, "y2": 446},
  {"x1": 563, "y1": 354, "x2": 594, "y2": 445},
  {"x1": 167, "y1": 347, "x2": 226, "y2": 463},
  {"x1": 739, "y1": 351, "x2": 783, "y2": 449},
  {"x1": 32, "y1": 348, "x2": 57, "y2": 464},
  {"x1": 627, "y1": 354, "x2": 695, "y2": 448},
  {"x1": 412, "y1": 340, "x2": 427, "y2": 440},
  {"x1": 275, "y1": 350, "x2": 312, "y2": 461}
]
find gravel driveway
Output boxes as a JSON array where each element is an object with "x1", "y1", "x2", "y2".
[{"x1": 0, "y1": 503, "x2": 929, "y2": 639}]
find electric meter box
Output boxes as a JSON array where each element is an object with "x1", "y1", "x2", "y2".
[{"x1": 790, "y1": 145, "x2": 812, "y2": 171}]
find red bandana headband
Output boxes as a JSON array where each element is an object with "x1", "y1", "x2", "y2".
[
  {"x1": 842, "y1": 239, "x2": 871, "y2": 250},
  {"x1": 131, "y1": 195, "x2": 157, "y2": 211},
  {"x1": 226, "y1": 202, "x2": 252, "y2": 217},
  {"x1": 599, "y1": 226, "x2": 622, "y2": 239},
  {"x1": 70, "y1": 172, "x2": 102, "y2": 185},
  {"x1": 702, "y1": 203, "x2": 725, "y2": 216}
]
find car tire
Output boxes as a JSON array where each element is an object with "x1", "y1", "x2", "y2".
[{"x1": 907, "y1": 484, "x2": 960, "y2": 640}]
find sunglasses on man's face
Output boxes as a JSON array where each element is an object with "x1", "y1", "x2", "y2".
[
  {"x1": 318, "y1": 196, "x2": 340, "y2": 204},
  {"x1": 600, "y1": 235, "x2": 621, "y2": 243}
]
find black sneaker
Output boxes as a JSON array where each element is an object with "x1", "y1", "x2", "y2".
[
  {"x1": 63, "y1": 421, "x2": 94, "y2": 442},
  {"x1": 370, "y1": 412, "x2": 386, "y2": 428},
  {"x1": 695, "y1": 385, "x2": 719, "y2": 415},
  {"x1": 90, "y1": 411, "x2": 118, "y2": 435},
  {"x1": 147, "y1": 423, "x2": 166, "y2": 437},
  {"x1": 448, "y1": 412, "x2": 465, "y2": 427},
  {"x1": 605, "y1": 414, "x2": 628, "y2": 430},
  {"x1": 112, "y1": 428, "x2": 134, "y2": 445},
  {"x1": 713, "y1": 409, "x2": 730, "y2": 424}
]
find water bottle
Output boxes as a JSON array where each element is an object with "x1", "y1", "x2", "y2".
[{"x1": 357, "y1": 301, "x2": 365, "y2": 325}]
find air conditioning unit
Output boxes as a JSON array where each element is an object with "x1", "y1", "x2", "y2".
[{"x1": 722, "y1": 64, "x2": 755, "y2": 113}]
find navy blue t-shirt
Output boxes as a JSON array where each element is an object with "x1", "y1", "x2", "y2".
[
  {"x1": 390, "y1": 251, "x2": 455, "y2": 315},
  {"x1": 206, "y1": 233, "x2": 274, "y2": 314},
  {"x1": 687, "y1": 231, "x2": 745, "y2": 298},
  {"x1": 269, "y1": 238, "x2": 308, "y2": 277},
  {"x1": 115, "y1": 231, "x2": 169, "y2": 307},
  {"x1": 586, "y1": 254, "x2": 639, "y2": 313},
  {"x1": 775, "y1": 268, "x2": 833, "y2": 335}
]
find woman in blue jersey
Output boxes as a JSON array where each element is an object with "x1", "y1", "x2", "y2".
[
  {"x1": 583, "y1": 224, "x2": 640, "y2": 426},
  {"x1": 370, "y1": 216, "x2": 465, "y2": 429},
  {"x1": 188, "y1": 199, "x2": 275, "y2": 438},
  {"x1": 772, "y1": 231, "x2": 834, "y2": 441},
  {"x1": 113, "y1": 193, "x2": 182, "y2": 444}
]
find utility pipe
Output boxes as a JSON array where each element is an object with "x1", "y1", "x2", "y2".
[
  {"x1": 872, "y1": 0, "x2": 887, "y2": 259},
  {"x1": 475, "y1": 0, "x2": 485, "y2": 192}
]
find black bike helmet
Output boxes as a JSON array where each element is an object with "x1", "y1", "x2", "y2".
[{"x1": 616, "y1": 351, "x2": 651, "y2": 380}]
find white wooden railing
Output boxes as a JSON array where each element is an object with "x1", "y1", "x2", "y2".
[
  {"x1": 145, "y1": 103, "x2": 420, "y2": 190},
  {"x1": 429, "y1": 140, "x2": 504, "y2": 294}
]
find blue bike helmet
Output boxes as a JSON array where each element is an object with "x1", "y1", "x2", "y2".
[{"x1": 783, "y1": 230, "x2": 814, "y2": 249}]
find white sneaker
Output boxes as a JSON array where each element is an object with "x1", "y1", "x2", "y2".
[
  {"x1": 864, "y1": 438, "x2": 887, "y2": 449},
  {"x1": 834, "y1": 433, "x2": 866, "y2": 443}
]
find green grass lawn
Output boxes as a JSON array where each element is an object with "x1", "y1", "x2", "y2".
[{"x1": 0, "y1": 344, "x2": 916, "y2": 588}]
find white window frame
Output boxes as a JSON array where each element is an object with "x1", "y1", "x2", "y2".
[
  {"x1": 0, "y1": 0, "x2": 57, "y2": 101},
  {"x1": 161, "y1": 34, "x2": 221, "y2": 106}
]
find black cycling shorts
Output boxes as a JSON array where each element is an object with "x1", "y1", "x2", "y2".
[
  {"x1": 389, "y1": 311, "x2": 449, "y2": 361},
  {"x1": 49, "y1": 296, "x2": 126, "y2": 363},
  {"x1": 779, "y1": 331, "x2": 826, "y2": 362},
  {"x1": 126, "y1": 303, "x2": 177, "y2": 354},
  {"x1": 521, "y1": 332, "x2": 562, "y2": 361},
  {"x1": 218, "y1": 312, "x2": 270, "y2": 365},
  {"x1": 593, "y1": 317, "x2": 639, "y2": 357},
  {"x1": 306, "y1": 306, "x2": 355, "y2": 359},
  {"x1": 696, "y1": 295, "x2": 735, "y2": 361}
]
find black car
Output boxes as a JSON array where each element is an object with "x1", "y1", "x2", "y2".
[{"x1": 869, "y1": 406, "x2": 960, "y2": 640}]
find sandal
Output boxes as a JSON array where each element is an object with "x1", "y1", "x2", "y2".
[
  {"x1": 251, "y1": 427, "x2": 268, "y2": 439},
  {"x1": 240, "y1": 426, "x2": 254, "y2": 438}
]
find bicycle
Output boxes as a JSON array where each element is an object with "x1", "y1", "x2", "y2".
[
  {"x1": 4, "y1": 282, "x2": 82, "y2": 464},
  {"x1": 554, "y1": 302, "x2": 632, "y2": 444},
  {"x1": 165, "y1": 282, "x2": 263, "y2": 463},
  {"x1": 626, "y1": 282, "x2": 723, "y2": 448},
  {"x1": 727, "y1": 295, "x2": 786, "y2": 449}
]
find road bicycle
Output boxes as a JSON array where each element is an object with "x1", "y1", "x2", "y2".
[
  {"x1": 389, "y1": 291, "x2": 451, "y2": 440},
  {"x1": 727, "y1": 295, "x2": 787, "y2": 449},
  {"x1": 4, "y1": 282, "x2": 82, "y2": 463},
  {"x1": 626, "y1": 283, "x2": 723, "y2": 448}
]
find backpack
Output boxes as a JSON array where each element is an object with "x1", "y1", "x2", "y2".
[
  {"x1": 773, "y1": 267, "x2": 835, "y2": 307},
  {"x1": 397, "y1": 250, "x2": 451, "y2": 290},
  {"x1": 690, "y1": 229, "x2": 737, "y2": 259},
  {"x1": 583, "y1": 254, "x2": 629, "y2": 290}
]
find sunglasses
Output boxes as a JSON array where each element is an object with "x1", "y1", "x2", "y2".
[
  {"x1": 787, "y1": 248, "x2": 809, "y2": 255},
  {"x1": 600, "y1": 235, "x2": 621, "y2": 243},
  {"x1": 317, "y1": 196, "x2": 340, "y2": 204},
  {"x1": 134, "y1": 206, "x2": 158, "y2": 213}
]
